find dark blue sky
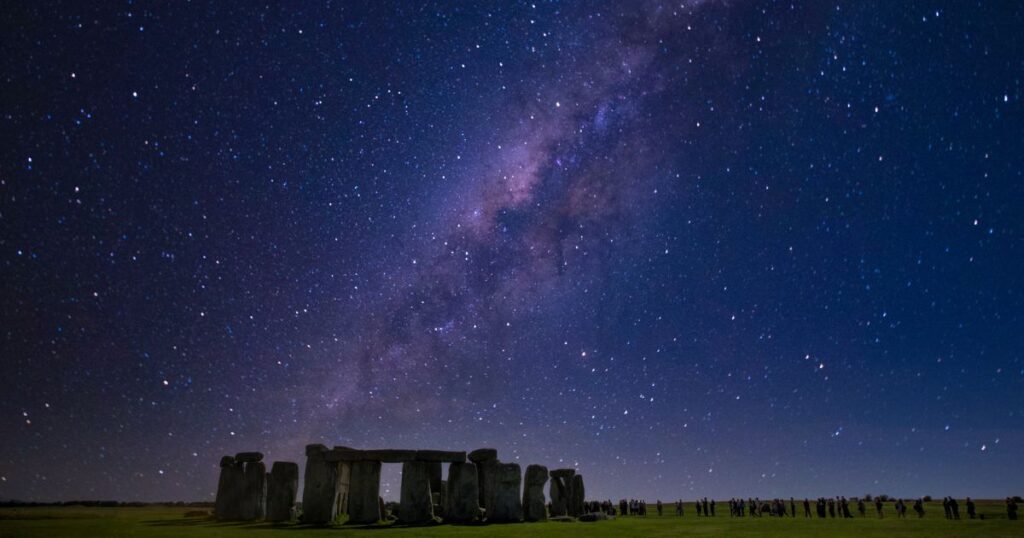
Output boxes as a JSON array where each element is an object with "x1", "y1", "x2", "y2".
[{"x1": 2, "y1": 1, "x2": 1022, "y2": 502}]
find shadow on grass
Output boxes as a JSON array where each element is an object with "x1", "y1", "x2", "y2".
[{"x1": 145, "y1": 517, "x2": 502, "y2": 531}]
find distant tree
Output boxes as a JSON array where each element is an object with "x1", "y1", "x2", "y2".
[
  {"x1": 922, "y1": 496, "x2": 933, "y2": 502},
  {"x1": 864, "y1": 494, "x2": 873, "y2": 502},
  {"x1": 878, "y1": 494, "x2": 891, "y2": 502}
]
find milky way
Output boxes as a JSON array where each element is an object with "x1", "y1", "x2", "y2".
[{"x1": 2, "y1": 1, "x2": 1023, "y2": 502}]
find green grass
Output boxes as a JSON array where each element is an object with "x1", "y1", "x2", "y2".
[{"x1": 0, "y1": 502, "x2": 1018, "y2": 537}]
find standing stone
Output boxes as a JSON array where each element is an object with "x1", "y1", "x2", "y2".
[
  {"x1": 301, "y1": 444, "x2": 343, "y2": 524},
  {"x1": 347, "y1": 460, "x2": 382, "y2": 524},
  {"x1": 523, "y1": 464, "x2": 548, "y2": 521},
  {"x1": 548, "y1": 476, "x2": 568, "y2": 517},
  {"x1": 489, "y1": 462, "x2": 523, "y2": 522},
  {"x1": 434, "y1": 479, "x2": 447, "y2": 519},
  {"x1": 266, "y1": 461, "x2": 299, "y2": 522},
  {"x1": 468, "y1": 448, "x2": 498, "y2": 516},
  {"x1": 239, "y1": 460, "x2": 267, "y2": 520},
  {"x1": 446, "y1": 461, "x2": 480, "y2": 523},
  {"x1": 215, "y1": 456, "x2": 245, "y2": 520},
  {"x1": 570, "y1": 474, "x2": 585, "y2": 517},
  {"x1": 399, "y1": 460, "x2": 435, "y2": 523}
]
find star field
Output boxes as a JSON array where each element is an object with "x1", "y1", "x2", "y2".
[{"x1": 1, "y1": 1, "x2": 1022, "y2": 502}]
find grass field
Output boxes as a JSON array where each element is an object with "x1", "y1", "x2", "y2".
[{"x1": 0, "y1": 501, "x2": 1019, "y2": 537}]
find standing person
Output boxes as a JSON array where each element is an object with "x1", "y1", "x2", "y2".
[
  {"x1": 676, "y1": 499, "x2": 683, "y2": 516},
  {"x1": 790, "y1": 498, "x2": 796, "y2": 518},
  {"x1": 895, "y1": 499, "x2": 904, "y2": 519},
  {"x1": 943, "y1": 497, "x2": 952, "y2": 519},
  {"x1": 858, "y1": 498, "x2": 866, "y2": 517},
  {"x1": 966, "y1": 497, "x2": 976, "y2": 519},
  {"x1": 710, "y1": 499, "x2": 716, "y2": 516},
  {"x1": 828, "y1": 498, "x2": 835, "y2": 518},
  {"x1": 875, "y1": 497, "x2": 884, "y2": 518},
  {"x1": 913, "y1": 498, "x2": 924, "y2": 518},
  {"x1": 696, "y1": 499, "x2": 703, "y2": 517},
  {"x1": 803, "y1": 498, "x2": 811, "y2": 518},
  {"x1": 656, "y1": 500, "x2": 663, "y2": 517},
  {"x1": 950, "y1": 498, "x2": 960, "y2": 520},
  {"x1": 703, "y1": 498, "x2": 710, "y2": 518},
  {"x1": 1007, "y1": 497, "x2": 1018, "y2": 520}
]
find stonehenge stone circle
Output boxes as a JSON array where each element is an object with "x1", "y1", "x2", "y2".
[
  {"x1": 398, "y1": 460, "x2": 435, "y2": 523},
  {"x1": 347, "y1": 460, "x2": 382, "y2": 524},
  {"x1": 266, "y1": 461, "x2": 299, "y2": 522},
  {"x1": 489, "y1": 462, "x2": 523, "y2": 523},
  {"x1": 523, "y1": 464, "x2": 549, "y2": 522},
  {"x1": 445, "y1": 461, "x2": 480, "y2": 523},
  {"x1": 214, "y1": 445, "x2": 590, "y2": 525}
]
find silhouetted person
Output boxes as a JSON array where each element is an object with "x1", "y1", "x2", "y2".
[
  {"x1": 895, "y1": 499, "x2": 905, "y2": 519},
  {"x1": 950, "y1": 497, "x2": 960, "y2": 519},
  {"x1": 1007, "y1": 497, "x2": 1018, "y2": 520},
  {"x1": 858, "y1": 498, "x2": 866, "y2": 517},
  {"x1": 710, "y1": 499, "x2": 715, "y2": 516},
  {"x1": 943, "y1": 497, "x2": 952, "y2": 519},
  {"x1": 828, "y1": 498, "x2": 835, "y2": 518},
  {"x1": 790, "y1": 498, "x2": 796, "y2": 518},
  {"x1": 696, "y1": 499, "x2": 702, "y2": 517},
  {"x1": 803, "y1": 498, "x2": 811, "y2": 518},
  {"x1": 875, "y1": 497, "x2": 884, "y2": 518},
  {"x1": 656, "y1": 500, "x2": 663, "y2": 517},
  {"x1": 913, "y1": 498, "x2": 924, "y2": 518},
  {"x1": 966, "y1": 497, "x2": 975, "y2": 519}
]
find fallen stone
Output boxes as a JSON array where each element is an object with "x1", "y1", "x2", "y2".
[
  {"x1": 234, "y1": 451, "x2": 264, "y2": 463},
  {"x1": 468, "y1": 448, "x2": 497, "y2": 462},
  {"x1": 347, "y1": 460, "x2": 382, "y2": 524},
  {"x1": 398, "y1": 460, "x2": 434, "y2": 523},
  {"x1": 415, "y1": 450, "x2": 466, "y2": 462},
  {"x1": 266, "y1": 461, "x2": 299, "y2": 522},
  {"x1": 578, "y1": 512, "x2": 608, "y2": 522},
  {"x1": 522, "y1": 464, "x2": 548, "y2": 522},
  {"x1": 445, "y1": 461, "x2": 480, "y2": 523},
  {"x1": 489, "y1": 462, "x2": 522, "y2": 523},
  {"x1": 549, "y1": 515, "x2": 575, "y2": 522}
]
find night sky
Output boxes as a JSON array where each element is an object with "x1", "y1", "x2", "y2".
[{"x1": 2, "y1": 1, "x2": 1023, "y2": 503}]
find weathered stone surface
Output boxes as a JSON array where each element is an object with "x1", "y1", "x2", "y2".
[
  {"x1": 363, "y1": 449, "x2": 418, "y2": 462},
  {"x1": 306, "y1": 443, "x2": 328, "y2": 456},
  {"x1": 215, "y1": 459, "x2": 244, "y2": 520},
  {"x1": 467, "y1": 448, "x2": 497, "y2": 463},
  {"x1": 415, "y1": 450, "x2": 466, "y2": 463},
  {"x1": 235, "y1": 451, "x2": 264, "y2": 463},
  {"x1": 398, "y1": 461, "x2": 434, "y2": 523},
  {"x1": 301, "y1": 447, "x2": 345, "y2": 524},
  {"x1": 266, "y1": 461, "x2": 299, "y2": 522},
  {"x1": 489, "y1": 462, "x2": 522, "y2": 523},
  {"x1": 548, "y1": 476, "x2": 568, "y2": 517},
  {"x1": 570, "y1": 474, "x2": 585, "y2": 518},
  {"x1": 550, "y1": 468, "x2": 576, "y2": 479},
  {"x1": 476, "y1": 458, "x2": 498, "y2": 515},
  {"x1": 239, "y1": 461, "x2": 267, "y2": 520},
  {"x1": 445, "y1": 462, "x2": 480, "y2": 523},
  {"x1": 522, "y1": 464, "x2": 548, "y2": 522},
  {"x1": 347, "y1": 460, "x2": 382, "y2": 524},
  {"x1": 578, "y1": 511, "x2": 608, "y2": 522},
  {"x1": 325, "y1": 447, "x2": 365, "y2": 463},
  {"x1": 220, "y1": 455, "x2": 236, "y2": 467}
]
